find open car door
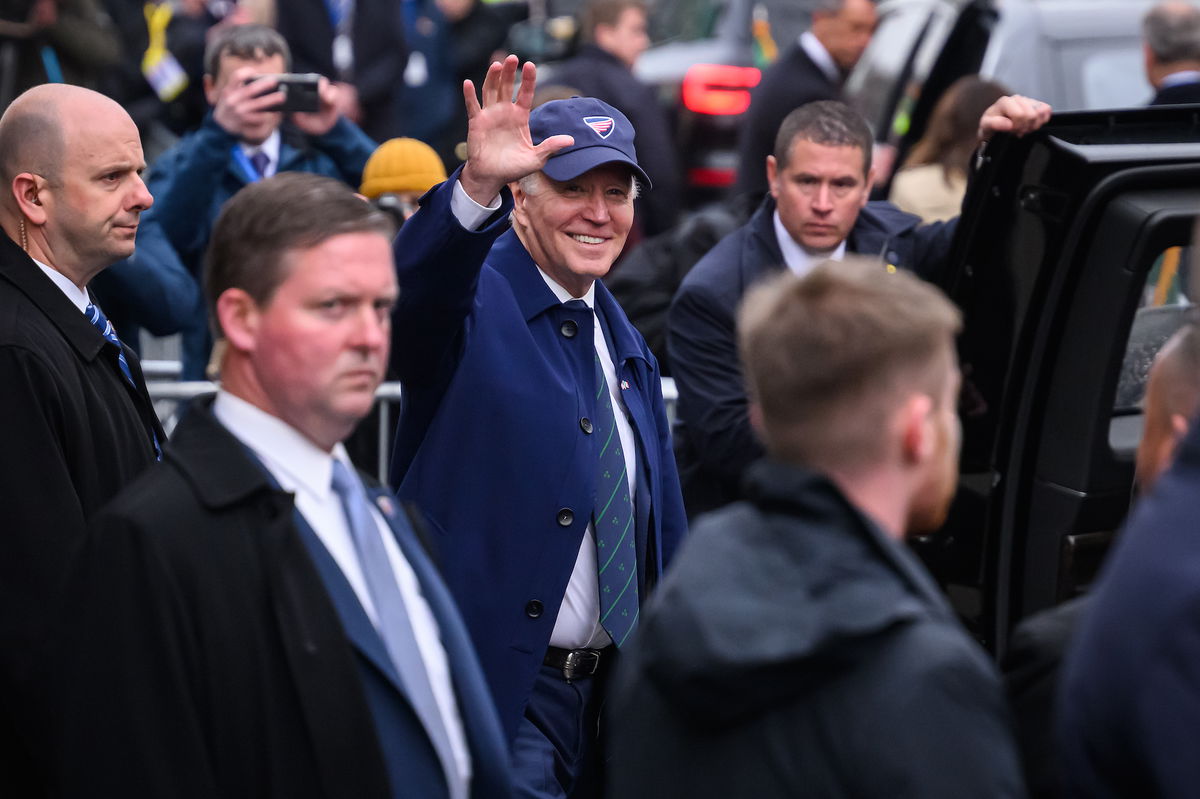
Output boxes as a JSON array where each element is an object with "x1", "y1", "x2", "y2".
[{"x1": 919, "y1": 105, "x2": 1200, "y2": 655}]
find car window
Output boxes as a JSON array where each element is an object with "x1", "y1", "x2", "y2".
[
  {"x1": 1115, "y1": 247, "x2": 1193, "y2": 415},
  {"x1": 1075, "y1": 45, "x2": 1153, "y2": 110}
]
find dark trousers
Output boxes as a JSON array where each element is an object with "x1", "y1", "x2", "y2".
[{"x1": 512, "y1": 661, "x2": 612, "y2": 798}]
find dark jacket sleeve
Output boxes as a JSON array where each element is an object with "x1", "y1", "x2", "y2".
[
  {"x1": 668, "y1": 278, "x2": 764, "y2": 484},
  {"x1": 389, "y1": 168, "x2": 513, "y2": 385}
]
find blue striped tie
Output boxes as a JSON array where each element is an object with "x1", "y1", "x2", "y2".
[
  {"x1": 85, "y1": 302, "x2": 161, "y2": 460},
  {"x1": 589, "y1": 319, "x2": 639, "y2": 647}
]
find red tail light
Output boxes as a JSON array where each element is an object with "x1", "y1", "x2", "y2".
[{"x1": 681, "y1": 64, "x2": 761, "y2": 116}]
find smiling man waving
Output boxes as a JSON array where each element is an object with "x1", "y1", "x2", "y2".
[{"x1": 389, "y1": 57, "x2": 687, "y2": 798}]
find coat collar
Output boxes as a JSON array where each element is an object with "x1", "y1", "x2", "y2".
[
  {"x1": 166, "y1": 394, "x2": 286, "y2": 510},
  {"x1": 0, "y1": 231, "x2": 107, "y2": 362},
  {"x1": 490, "y1": 229, "x2": 652, "y2": 367}
]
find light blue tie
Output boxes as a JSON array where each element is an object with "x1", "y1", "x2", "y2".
[
  {"x1": 85, "y1": 302, "x2": 161, "y2": 460},
  {"x1": 329, "y1": 461, "x2": 462, "y2": 799}
]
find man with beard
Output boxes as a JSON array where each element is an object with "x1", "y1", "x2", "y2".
[{"x1": 608, "y1": 258, "x2": 1025, "y2": 798}]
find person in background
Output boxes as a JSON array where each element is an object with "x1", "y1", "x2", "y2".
[
  {"x1": 610, "y1": 259, "x2": 1025, "y2": 799},
  {"x1": 134, "y1": 23, "x2": 376, "y2": 380},
  {"x1": 360, "y1": 135, "x2": 448, "y2": 232},
  {"x1": 0, "y1": 0, "x2": 121, "y2": 108},
  {"x1": 436, "y1": 0, "x2": 507, "y2": 167},
  {"x1": 276, "y1": 0, "x2": 407, "y2": 141},
  {"x1": 889, "y1": 74, "x2": 1009, "y2": 223},
  {"x1": 545, "y1": 0, "x2": 681, "y2": 237},
  {"x1": 1004, "y1": 318, "x2": 1200, "y2": 799},
  {"x1": 734, "y1": 0, "x2": 878, "y2": 202},
  {"x1": 1143, "y1": 0, "x2": 1200, "y2": 105},
  {"x1": 669, "y1": 95, "x2": 1050, "y2": 517}
]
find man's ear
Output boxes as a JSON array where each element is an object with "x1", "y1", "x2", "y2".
[
  {"x1": 862, "y1": 165, "x2": 876, "y2": 208},
  {"x1": 509, "y1": 180, "x2": 529, "y2": 227},
  {"x1": 203, "y1": 72, "x2": 219, "y2": 107},
  {"x1": 216, "y1": 288, "x2": 260, "y2": 354},
  {"x1": 12, "y1": 173, "x2": 48, "y2": 225},
  {"x1": 899, "y1": 393, "x2": 935, "y2": 466},
  {"x1": 766, "y1": 155, "x2": 778, "y2": 198}
]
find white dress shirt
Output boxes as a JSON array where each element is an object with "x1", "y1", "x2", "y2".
[
  {"x1": 213, "y1": 391, "x2": 473, "y2": 792},
  {"x1": 773, "y1": 209, "x2": 847, "y2": 276},
  {"x1": 33, "y1": 258, "x2": 89, "y2": 312}
]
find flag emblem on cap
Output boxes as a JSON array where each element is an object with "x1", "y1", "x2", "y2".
[{"x1": 583, "y1": 116, "x2": 614, "y2": 139}]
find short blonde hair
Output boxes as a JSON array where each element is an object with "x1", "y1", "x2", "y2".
[{"x1": 739, "y1": 257, "x2": 962, "y2": 471}]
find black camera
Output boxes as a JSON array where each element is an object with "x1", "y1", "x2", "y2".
[{"x1": 247, "y1": 73, "x2": 321, "y2": 113}]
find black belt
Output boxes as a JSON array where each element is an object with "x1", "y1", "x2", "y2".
[{"x1": 543, "y1": 646, "x2": 608, "y2": 682}]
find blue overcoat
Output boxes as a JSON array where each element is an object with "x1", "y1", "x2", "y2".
[{"x1": 389, "y1": 170, "x2": 688, "y2": 743}]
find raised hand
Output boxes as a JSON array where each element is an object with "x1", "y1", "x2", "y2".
[
  {"x1": 291, "y1": 76, "x2": 342, "y2": 137},
  {"x1": 212, "y1": 66, "x2": 285, "y2": 140},
  {"x1": 458, "y1": 55, "x2": 574, "y2": 205}
]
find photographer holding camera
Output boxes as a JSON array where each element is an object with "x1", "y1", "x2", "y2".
[{"x1": 128, "y1": 23, "x2": 377, "y2": 380}]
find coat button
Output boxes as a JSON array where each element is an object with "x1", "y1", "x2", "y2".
[
  {"x1": 525, "y1": 600, "x2": 544, "y2": 618},
  {"x1": 580, "y1": 417, "x2": 593, "y2": 434},
  {"x1": 560, "y1": 319, "x2": 578, "y2": 338},
  {"x1": 557, "y1": 508, "x2": 574, "y2": 527}
]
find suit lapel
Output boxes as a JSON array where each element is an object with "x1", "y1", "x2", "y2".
[
  {"x1": 369, "y1": 492, "x2": 513, "y2": 798},
  {"x1": 289, "y1": 509, "x2": 409, "y2": 696}
]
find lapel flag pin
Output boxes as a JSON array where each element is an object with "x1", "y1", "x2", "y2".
[{"x1": 620, "y1": 379, "x2": 630, "y2": 390}]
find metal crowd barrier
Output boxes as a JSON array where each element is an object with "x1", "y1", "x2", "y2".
[{"x1": 145, "y1": 363, "x2": 678, "y2": 483}]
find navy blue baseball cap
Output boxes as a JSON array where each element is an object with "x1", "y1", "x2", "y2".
[{"x1": 529, "y1": 96, "x2": 653, "y2": 188}]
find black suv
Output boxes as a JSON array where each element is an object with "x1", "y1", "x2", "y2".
[{"x1": 923, "y1": 104, "x2": 1200, "y2": 654}]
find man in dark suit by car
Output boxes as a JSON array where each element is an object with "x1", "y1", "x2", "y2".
[
  {"x1": 734, "y1": 0, "x2": 878, "y2": 202},
  {"x1": 53, "y1": 173, "x2": 513, "y2": 799},
  {"x1": 0, "y1": 83, "x2": 165, "y2": 795},
  {"x1": 1143, "y1": 1, "x2": 1200, "y2": 105},
  {"x1": 670, "y1": 96, "x2": 1051, "y2": 517}
]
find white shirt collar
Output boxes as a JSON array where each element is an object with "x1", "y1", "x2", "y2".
[
  {"x1": 32, "y1": 257, "x2": 90, "y2": 312},
  {"x1": 773, "y1": 208, "x2": 846, "y2": 277},
  {"x1": 240, "y1": 128, "x2": 282, "y2": 177},
  {"x1": 800, "y1": 31, "x2": 842, "y2": 85},
  {"x1": 1162, "y1": 70, "x2": 1200, "y2": 88},
  {"x1": 213, "y1": 389, "x2": 353, "y2": 501},
  {"x1": 537, "y1": 267, "x2": 597, "y2": 308}
]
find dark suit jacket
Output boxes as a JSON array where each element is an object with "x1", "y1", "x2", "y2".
[
  {"x1": 0, "y1": 231, "x2": 164, "y2": 795},
  {"x1": 52, "y1": 397, "x2": 513, "y2": 799},
  {"x1": 668, "y1": 196, "x2": 956, "y2": 516},
  {"x1": 1151, "y1": 78, "x2": 1200, "y2": 105},
  {"x1": 734, "y1": 40, "x2": 840, "y2": 201}
]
